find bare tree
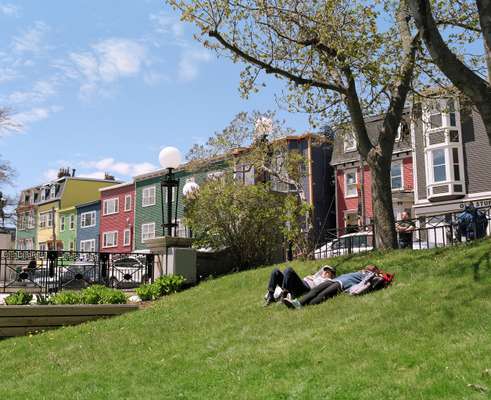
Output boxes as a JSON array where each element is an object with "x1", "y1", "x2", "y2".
[{"x1": 408, "y1": 0, "x2": 491, "y2": 143}]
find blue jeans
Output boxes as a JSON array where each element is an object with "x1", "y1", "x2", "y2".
[{"x1": 267, "y1": 267, "x2": 310, "y2": 298}]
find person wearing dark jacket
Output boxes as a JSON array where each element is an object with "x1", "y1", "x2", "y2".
[{"x1": 282, "y1": 265, "x2": 379, "y2": 309}]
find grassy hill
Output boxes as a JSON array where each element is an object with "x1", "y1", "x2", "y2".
[{"x1": 1, "y1": 239, "x2": 490, "y2": 399}]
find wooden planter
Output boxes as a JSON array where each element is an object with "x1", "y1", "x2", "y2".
[{"x1": 0, "y1": 304, "x2": 139, "y2": 338}]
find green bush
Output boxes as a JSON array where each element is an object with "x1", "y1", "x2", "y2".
[
  {"x1": 80, "y1": 285, "x2": 127, "y2": 304},
  {"x1": 136, "y1": 275, "x2": 186, "y2": 301},
  {"x1": 135, "y1": 283, "x2": 158, "y2": 301},
  {"x1": 4, "y1": 290, "x2": 33, "y2": 305},
  {"x1": 49, "y1": 286, "x2": 127, "y2": 305},
  {"x1": 50, "y1": 291, "x2": 82, "y2": 305}
]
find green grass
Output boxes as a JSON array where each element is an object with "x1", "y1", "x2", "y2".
[{"x1": 1, "y1": 240, "x2": 491, "y2": 399}]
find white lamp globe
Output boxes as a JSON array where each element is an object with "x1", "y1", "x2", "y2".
[
  {"x1": 182, "y1": 178, "x2": 200, "y2": 199},
  {"x1": 159, "y1": 147, "x2": 182, "y2": 170}
]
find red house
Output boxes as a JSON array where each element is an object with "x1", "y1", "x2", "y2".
[
  {"x1": 99, "y1": 182, "x2": 135, "y2": 252},
  {"x1": 331, "y1": 113, "x2": 415, "y2": 232}
]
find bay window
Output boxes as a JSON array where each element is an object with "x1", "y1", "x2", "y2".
[
  {"x1": 390, "y1": 162, "x2": 403, "y2": 190},
  {"x1": 345, "y1": 170, "x2": 358, "y2": 197}
]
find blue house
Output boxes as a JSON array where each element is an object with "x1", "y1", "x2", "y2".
[{"x1": 76, "y1": 200, "x2": 100, "y2": 252}]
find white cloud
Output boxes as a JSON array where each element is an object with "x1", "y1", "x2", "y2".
[
  {"x1": 7, "y1": 79, "x2": 57, "y2": 104},
  {"x1": 149, "y1": 12, "x2": 184, "y2": 39},
  {"x1": 79, "y1": 158, "x2": 157, "y2": 178},
  {"x1": 43, "y1": 169, "x2": 59, "y2": 181},
  {"x1": 13, "y1": 105, "x2": 62, "y2": 125},
  {"x1": 178, "y1": 49, "x2": 212, "y2": 82},
  {"x1": 0, "y1": 67, "x2": 19, "y2": 84},
  {"x1": 12, "y1": 21, "x2": 49, "y2": 53},
  {"x1": 0, "y1": 3, "x2": 19, "y2": 17},
  {"x1": 78, "y1": 171, "x2": 106, "y2": 179},
  {"x1": 69, "y1": 38, "x2": 147, "y2": 98}
]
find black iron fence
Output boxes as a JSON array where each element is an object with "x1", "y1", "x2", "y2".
[
  {"x1": 0, "y1": 250, "x2": 155, "y2": 293},
  {"x1": 314, "y1": 206, "x2": 491, "y2": 260}
]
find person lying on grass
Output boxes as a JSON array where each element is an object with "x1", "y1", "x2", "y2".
[
  {"x1": 282, "y1": 265, "x2": 380, "y2": 309},
  {"x1": 264, "y1": 265, "x2": 336, "y2": 306}
]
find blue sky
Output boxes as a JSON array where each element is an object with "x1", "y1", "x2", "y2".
[{"x1": 0, "y1": 0, "x2": 310, "y2": 197}]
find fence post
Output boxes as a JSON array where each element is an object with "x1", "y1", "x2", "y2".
[
  {"x1": 47, "y1": 250, "x2": 58, "y2": 293},
  {"x1": 146, "y1": 254, "x2": 155, "y2": 283}
]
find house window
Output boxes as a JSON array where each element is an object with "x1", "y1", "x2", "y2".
[
  {"x1": 123, "y1": 229, "x2": 131, "y2": 246},
  {"x1": 69, "y1": 241, "x2": 75, "y2": 251},
  {"x1": 103, "y1": 198, "x2": 119, "y2": 215},
  {"x1": 39, "y1": 213, "x2": 46, "y2": 229},
  {"x1": 69, "y1": 214, "x2": 75, "y2": 230},
  {"x1": 452, "y1": 148, "x2": 461, "y2": 181},
  {"x1": 102, "y1": 231, "x2": 118, "y2": 248},
  {"x1": 40, "y1": 189, "x2": 46, "y2": 201},
  {"x1": 50, "y1": 185, "x2": 56, "y2": 199},
  {"x1": 27, "y1": 211, "x2": 35, "y2": 229},
  {"x1": 60, "y1": 216, "x2": 65, "y2": 232},
  {"x1": 141, "y1": 222, "x2": 156, "y2": 242},
  {"x1": 80, "y1": 211, "x2": 96, "y2": 228},
  {"x1": 40, "y1": 212, "x2": 53, "y2": 229},
  {"x1": 345, "y1": 170, "x2": 358, "y2": 197},
  {"x1": 344, "y1": 132, "x2": 357, "y2": 152},
  {"x1": 39, "y1": 243, "x2": 47, "y2": 251},
  {"x1": 432, "y1": 149, "x2": 447, "y2": 182},
  {"x1": 142, "y1": 186, "x2": 156, "y2": 207},
  {"x1": 391, "y1": 162, "x2": 403, "y2": 190},
  {"x1": 80, "y1": 239, "x2": 96, "y2": 252},
  {"x1": 124, "y1": 194, "x2": 132, "y2": 212},
  {"x1": 163, "y1": 187, "x2": 177, "y2": 203}
]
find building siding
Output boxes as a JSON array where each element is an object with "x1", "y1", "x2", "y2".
[
  {"x1": 58, "y1": 208, "x2": 77, "y2": 251},
  {"x1": 76, "y1": 202, "x2": 100, "y2": 252},
  {"x1": 99, "y1": 183, "x2": 135, "y2": 253}
]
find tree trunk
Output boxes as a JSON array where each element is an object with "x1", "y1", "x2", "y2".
[{"x1": 367, "y1": 152, "x2": 398, "y2": 249}]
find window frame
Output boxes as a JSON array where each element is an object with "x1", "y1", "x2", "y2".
[
  {"x1": 123, "y1": 228, "x2": 131, "y2": 246},
  {"x1": 344, "y1": 132, "x2": 357, "y2": 152},
  {"x1": 80, "y1": 239, "x2": 96, "y2": 252},
  {"x1": 142, "y1": 186, "x2": 156, "y2": 207},
  {"x1": 431, "y1": 148, "x2": 447, "y2": 183},
  {"x1": 60, "y1": 215, "x2": 65, "y2": 232},
  {"x1": 80, "y1": 211, "x2": 97, "y2": 228},
  {"x1": 344, "y1": 169, "x2": 358, "y2": 198},
  {"x1": 390, "y1": 161, "x2": 403, "y2": 191},
  {"x1": 69, "y1": 214, "x2": 75, "y2": 230},
  {"x1": 102, "y1": 231, "x2": 118, "y2": 248},
  {"x1": 141, "y1": 222, "x2": 156, "y2": 242},
  {"x1": 124, "y1": 194, "x2": 132, "y2": 212},
  {"x1": 103, "y1": 198, "x2": 119, "y2": 216}
]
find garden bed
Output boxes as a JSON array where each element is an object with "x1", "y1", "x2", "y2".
[{"x1": 0, "y1": 304, "x2": 139, "y2": 338}]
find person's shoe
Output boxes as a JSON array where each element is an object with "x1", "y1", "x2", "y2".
[
  {"x1": 263, "y1": 293, "x2": 275, "y2": 307},
  {"x1": 282, "y1": 298, "x2": 302, "y2": 309}
]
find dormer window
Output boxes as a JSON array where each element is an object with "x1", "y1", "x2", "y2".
[
  {"x1": 344, "y1": 132, "x2": 357, "y2": 152},
  {"x1": 50, "y1": 185, "x2": 56, "y2": 199},
  {"x1": 40, "y1": 189, "x2": 46, "y2": 201}
]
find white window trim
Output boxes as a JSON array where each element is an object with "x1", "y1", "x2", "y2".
[
  {"x1": 390, "y1": 160, "x2": 404, "y2": 191},
  {"x1": 344, "y1": 169, "x2": 358, "y2": 198},
  {"x1": 60, "y1": 215, "x2": 65, "y2": 232},
  {"x1": 141, "y1": 222, "x2": 156, "y2": 242},
  {"x1": 103, "y1": 198, "x2": 119, "y2": 216},
  {"x1": 80, "y1": 211, "x2": 97, "y2": 228},
  {"x1": 142, "y1": 186, "x2": 156, "y2": 207},
  {"x1": 124, "y1": 194, "x2": 132, "y2": 212},
  {"x1": 102, "y1": 231, "x2": 118, "y2": 248},
  {"x1": 69, "y1": 214, "x2": 75, "y2": 230},
  {"x1": 80, "y1": 239, "x2": 96, "y2": 252},
  {"x1": 344, "y1": 132, "x2": 357, "y2": 152},
  {"x1": 123, "y1": 228, "x2": 131, "y2": 246}
]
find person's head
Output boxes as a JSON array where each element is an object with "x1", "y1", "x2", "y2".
[
  {"x1": 401, "y1": 211, "x2": 410, "y2": 220},
  {"x1": 322, "y1": 265, "x2": 336, "y2": 278},
  {"x1": 364, "y1": 264, "x2": 380, "y2": 274}
]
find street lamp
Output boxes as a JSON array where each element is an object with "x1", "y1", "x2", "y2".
[{"x1": 159, "y1": 147, "x2": 182, "y2": 237}]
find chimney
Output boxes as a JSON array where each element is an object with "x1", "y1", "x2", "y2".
[
  {"x1": 57, "y1": 168, "x2": 71, "y2": 178},
  {"x1": 104, "y1": 172, "x2": 115, "y2": 181},
  {"x1": 71, "y1": 169, "x2": 76, "y2": 177}
]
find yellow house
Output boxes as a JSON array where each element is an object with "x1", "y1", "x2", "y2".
[{"x1": 35, "y1": 175, "x2": 120, "y2": 250}]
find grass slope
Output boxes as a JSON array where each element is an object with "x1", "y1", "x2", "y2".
[{"x1": 1, "y1": 240, "x2": 491, "y2": 400}]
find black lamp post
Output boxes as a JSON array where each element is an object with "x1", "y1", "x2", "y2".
[{"x1": 158, "y1": 147, "x2": 182, "y2": 237}]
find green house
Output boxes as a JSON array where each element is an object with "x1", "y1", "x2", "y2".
[
  {"x1": 58, "y1": 207, "x2": 77, "y2": 251},
  {"x1": 133, "y1": 161, "x2": 225, "y2": 251}
]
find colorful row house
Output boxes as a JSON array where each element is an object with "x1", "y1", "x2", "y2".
[
  {"x1": 77, "y1": 201, "x2": 100, "y2": 252},
  {"x1": 99, "y1": 182, "x2": 135, "y2": 252}
]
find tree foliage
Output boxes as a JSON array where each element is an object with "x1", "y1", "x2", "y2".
[
  {"x1": 408, "y1": 0, "x2": 491, "y2": 144},
  {"x1": 167, "y1": 0, "x2": 419, "y2": 249},
  {"x1": 184, "y1": 177, "x2": 286, "y2": 269}
]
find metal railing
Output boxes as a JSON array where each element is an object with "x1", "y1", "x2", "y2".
[
  {"x1": 0, "y1": 250, "x2": 155, "y2": 293},
  {"x1": 314, "y1": 205, "x2": 491, "y2": 260}
]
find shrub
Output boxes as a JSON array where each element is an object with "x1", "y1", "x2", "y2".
[
  {"x1": 135, "y1": 275, "x2": 186, "y2": 301},
  {"x1": 4, "y1": 290, "x2": 33, "y2": 305},
  {"x1": 50, "y1": 291, "x2": 83, "y2": 305},
  {"x1": 135, "y1": 283, "x2": 158, "y2": 301},
  {"x1": 152, "y1": 275, "x2": 186, "y2": 297},
  {"x1": 80, "y1": 285, "x2": 127, "y2": 304}
]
